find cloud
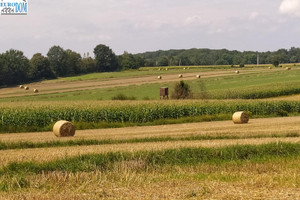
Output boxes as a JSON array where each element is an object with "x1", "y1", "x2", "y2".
[{"x1": 279, "y1": 0, "x2": 300, "y2": 17}]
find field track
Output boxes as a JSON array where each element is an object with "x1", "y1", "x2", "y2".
[
  {"x1": 0, "y1": 68, "x2": 281, "y2": 98},
  {"x1": 1, "y1": 116, "x2": 300, "y2": 166}
]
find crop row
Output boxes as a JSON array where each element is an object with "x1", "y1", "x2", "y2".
[{"x1": 0, "y1": 101, "x2": 299, "y2": 132}]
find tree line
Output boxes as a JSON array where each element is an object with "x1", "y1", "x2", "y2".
[
  {"x1": 0, "y1": 44, "x2": 143, "y2": 86},
  {"x1": 1, "y1": 45, "x2": 300, "y2": 86},
  {"x1": 138, "y1": 47, "x2": 300, "y2": 67}
]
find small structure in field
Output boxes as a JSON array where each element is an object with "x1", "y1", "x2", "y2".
[
  {"x1": 157, "y1": 76, "x2": 162, "y2": 79},
  {"x1": 165, "y1": 68, "x2": 168, "y2": 71},
  {"x1": 158, "y1": 68, "x2": 161, "y2": 71},
  {"x1": 232, "y1": 111, "x2": 249, "y2": 124},
  {"x1": 179, "y1": 74, "x2": 183, "y2": 78},
  {"x1": 286, "y1": 67, "x2": 291, "y2": 70},
  {"x1": 19, "y1": 85, "x2": 24, "y2": 89},
  {"x1": 235, "y1": 70, "x2": 239, "y2": 74},
  {"x1": 268, "y1": 67, "x2": 272, "y2": 69},
  {"x1": 33, "y1": 89, "x2": 39, "y2": 93},
  {"x1": 53, "y1": 120, "x2": 76, "y2": 137},
  {"x1": 196, "y1": 75, "x2": 201, "y2": 79},
  {"x1": 24, "y1": 86, "x2": 29, "y2": 90},
  {"x1": 160, "y1": 87, "x2": 169, "y2": 99}
]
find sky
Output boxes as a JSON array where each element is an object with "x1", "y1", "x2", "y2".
[{"x1": 0, "y1": 0, "x2": 300, "y2": 57}]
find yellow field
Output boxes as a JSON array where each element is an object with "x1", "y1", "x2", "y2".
[{"x1": 1, "y1": 117, "x2": 300, "y2": 199}]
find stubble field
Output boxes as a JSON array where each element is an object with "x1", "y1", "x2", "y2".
[{"x1": 1, "y1": 65, "x2": 300, "y2": 199}]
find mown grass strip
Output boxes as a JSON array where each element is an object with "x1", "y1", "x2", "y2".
[
  {"x1": 1, "y1": 142, "x2": 300, "y2": 176},
  {"x1": 0, "y1": 132, "x2": 298, "y2": 151}
]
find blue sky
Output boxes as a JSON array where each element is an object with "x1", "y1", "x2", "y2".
[{"x1": 0, "y1": 0, "x2": 300, "y2": 57}]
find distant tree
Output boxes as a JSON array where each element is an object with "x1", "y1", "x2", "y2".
[
  {"x1": 81, "y1": 57, "x2": 97, "y2": 73},
  {"x1": 29, "y1": 53, "x2": 55, "y2": 80},
  {"x1": 47, "y1": 45, "x2": 67, "y2": 77},
  {"x1": 120, "y1": 51, "x2": 138, "y2": 70},
  {"x1": 272, "y1": 56, "x2": 280, "y2": 67},
  {"x1": 65, "y1": 49, "x2": 83, "y2": 75},
  {"x1": 93, "y1": 44, "x2": 119, "y2": 72},
  {"x1": 0, "y1": 49, "x2": 29, "y2": 86},
  {"x1": 171, "y1": 81, "x2": 193, "y2": 99},
  {"x1": 157, "y1": 57, "x2": 169, "y2": 66}
]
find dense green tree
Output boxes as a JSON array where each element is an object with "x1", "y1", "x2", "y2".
[
  {"x1": 29, "y1": 53, "x2": 54, "y2": 80},
  {"x1": 81, "y1": 57, "x2": 97, "y2": 73},
  {"x1": 93, "y1": 44, "x2": 119, "y2": 72},
  {"x1": 65, "y1": 49, "x2": 83, "y2": 75},
  {"x1": 47, "y1": 45, "x2": 67, "y2": 76},
  {"x1": 0, "y1": 49, "x2": 29, "y2": 85},
  {"x1": 120, "y1": 51, "x2": 139, "y2": 70}
]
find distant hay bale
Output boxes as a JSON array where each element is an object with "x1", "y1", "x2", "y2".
[
  {"x1": 53, "y1": 120, "x2": 75, "y2": 137},
  {"x1": 196, "y1": 75, "x2": 201, "y2": 78},
  {"x1": 268, "y1": 67, "x2": 272, "y2": 69},
  {"x1": 179, "y1": 74, "x2": 183, "y2": 78},
  {"x1": 286, "y1": 67, "x2": 291, "y2": 70},
  {"x1": 157, "y1": 76, "x2": 162, "y2": 79},
  {"x1": 24, "y1": 86, "x2": 29, "y2": 90},
  {"x1": 165, "y1": 68, "x2": 168, "y2": 71},
  {"x1": 158, "y1": 68, "x2": 161, "y2": 71},
  {"x1": 235, "y1": 70, "x2": 239, "y2": 74},
  {"x1": 19, "y1": 85, "x2": 24, "y2": 89},
  {"x1": 232, "y1": 111, "x2": 249, "y2": 124},
  {"x1": 183, "y1": 68, "x2": 186, "y2": 70},
  {"x1": 33, "y1": 89, "x2": 39, "y2": 93},
  {"x1": 187, "y1": 67, "x2": 190, "y2": 70}
]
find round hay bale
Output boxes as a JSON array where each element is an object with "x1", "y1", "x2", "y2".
[
  {"x1": 179, "y1": 74, "x2": 183, "y2": 78},
  {"x1": 158, "y1": 68, "x2": 161, "y2": 71},
  {"x1": 24, "y1": 86, "x2": 29, "y2": 90},
  {"x1": 286, "y1": 67, "x2": 291, "y2": 70},
  {"x1": 235, "y1": 70, "x2": 239, "y2": 74},
  {"x1": 19, "y1": 85, "x2": 24, "y2": 89},
  {"x1": 196, "y1": 75, "x2": 201, "y2": 78},
  {"x1": 183, "y1": 68, "x2": 186, "y2": 70},
  {"x1": 232, "y1": 111, "x2": 249, "y2": 124},
  {"x1": 53, "y1": 120, "x2": 75, "y2": 137},
  {"x1": 157, "y1": 76, "x2": 162, "y2": 79},
  {"x1": 33, "y1": 89, "x2": 39, "y2": 93},
  {"x1": 165, "y1": 68, "x2": 168, "y2": 71},
  {"x1": 268, "y1": 67, "x2": 272, "y2": 69}
]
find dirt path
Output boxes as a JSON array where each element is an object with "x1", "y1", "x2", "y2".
[{"x1": 0, "y1": 68, "x2": 278, "y2": 98}]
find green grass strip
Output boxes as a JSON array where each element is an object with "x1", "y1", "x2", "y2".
[
  {"x1": 1, "y1": 142, "x2": 300, "y2": 176},
  {"x1": 0, "y1": 132, "x2": 298, "y2": 151}
]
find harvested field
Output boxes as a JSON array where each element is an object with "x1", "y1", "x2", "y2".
[
  {"x1": 0, "y1": 68, "x2": 281, "y2": 98},
  {"x1": 1, "y1": 116, "x2": 299, "y2": 143},
  {"x1": 0, "y1": 116, "x2": 300, "y2": 166}
]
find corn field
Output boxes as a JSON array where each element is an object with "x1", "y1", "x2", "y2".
[{"x1": 0, "y1": 101, "x2": 300, "y2": 132}]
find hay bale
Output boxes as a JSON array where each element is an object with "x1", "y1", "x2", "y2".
[
  {"x1": 33, "y1": 89, "x2": 39, "y2": 93},
  {"x1": 158, "y1": 68, "x2": 161, "y2": 71},
  {"x1": 235, "y1": 70, "x2": 239, "y2": 74},
  {"x1": 196, "y1": 75, "x2": 201, "y2": 78},
  {"x1": 183, "y1": 68, "x2": 186, "y2": 70},
  {"x1": 19, "y1": 85, "x2": 24, "y2": 89},
  {"x1": 286, "y1": 67, "x2": 291, "y2": 70},
  {"x1": 179, "y1": 74, "x2": 183, "y2": 78},
  {"x1": 232, "y1": 111, "x2": 249, "y2": 124},
  {"x1": 53, "y1": 120, "x2": 75, "y2": 137},
  {"x1": 165, "y1": 68, "x2": 168, "y2": 71},
  {"x1": 24, "y1": 86, "x2": 29, "y2": 90},
  {"x1": 157, "y1": 76, "x2": 162, "y2": 79},
  {"x1": 268, "y1": 67, "x2": 272, "y2": 69}
]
